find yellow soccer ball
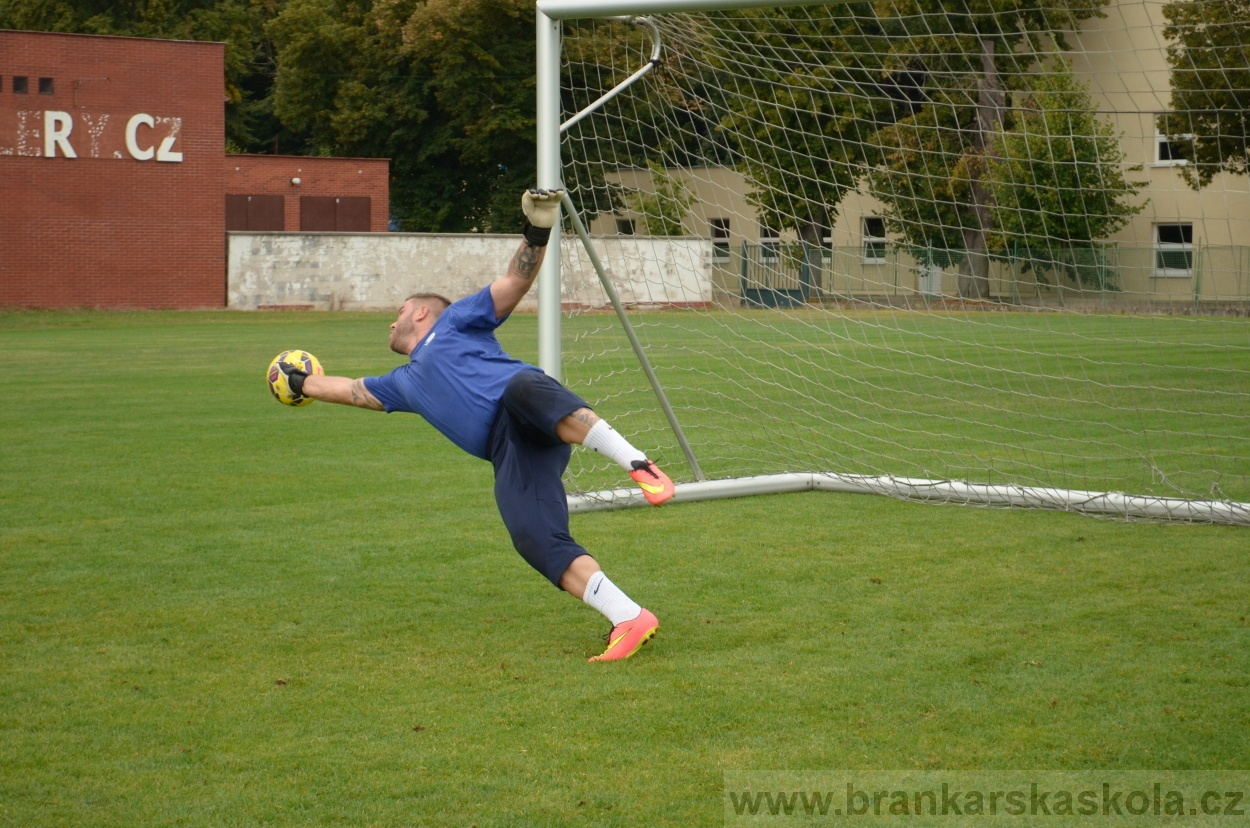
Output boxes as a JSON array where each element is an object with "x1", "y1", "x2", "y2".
[{"x1": 267, "y1": 350, "x2": 324, "y2": 406}]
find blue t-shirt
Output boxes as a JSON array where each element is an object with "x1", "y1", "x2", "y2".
[{"x1": 364, "y1": 286, "x2": 538, "y2": 459}]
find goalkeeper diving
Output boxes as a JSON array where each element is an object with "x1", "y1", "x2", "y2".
[{"x1": 271, "y1": 189, "x2": 670, "y2": 662}]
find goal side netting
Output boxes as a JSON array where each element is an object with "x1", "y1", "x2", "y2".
[{"x1": 545, "y1": 0, "x2": 1250, "y2": 524}]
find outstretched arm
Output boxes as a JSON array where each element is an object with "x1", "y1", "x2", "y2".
[
  {"x1": 490, "y1": 189, "x2": 562, "y2": 319},
  {"x1": 490, "y1": 240, "x2": 547, "y2": 319},
  {"x1": 303, "y1": 374, "x2": 385, "y2": 411}
]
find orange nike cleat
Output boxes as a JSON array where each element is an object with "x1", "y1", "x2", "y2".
[
  {"x1": 629, "y1": 460, "x2": 675, "y2": 506},
  {"x1": 589, "y1": 608, "x2": 660, "y2": 662}
]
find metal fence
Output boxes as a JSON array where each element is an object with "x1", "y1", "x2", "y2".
[{"x1": 732, "y1": 242, "x2": 1250, "y2": 310}]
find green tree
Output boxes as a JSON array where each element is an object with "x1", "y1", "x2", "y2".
[
  {"x1": 984, "y1": 60, "x2": 1145, "y2": 288},
  {"x1": 268, "y1": 0, "x2": 537, "y2": 231},
  {"x1": 871, "y1": 59, "x2": 1143, "y2": 289},
  {"x1": 399, "y1": 0, "x2": 539, "y2": 230},
  {"x1": 1162, "y1": 0, "x2": 1250, "y2": 188},
  {"x1": 867, "y1": 100, "x2": 977, "y2": 271},
  {"x1": 559, "y1": 17, "x2": 738, "y2": 225},
  {"x1": 868, "y1": 0, "x2": 1108, "y2": 298},
  {"x1": 707, "y1": 5, "x2": 895, "y2": 247},
  {"x1": 267, "y1": 0, "x2": 428, "y2": 223},
  {"x1": 624, "y1": 160, "x2": 695, "y2": 235}
]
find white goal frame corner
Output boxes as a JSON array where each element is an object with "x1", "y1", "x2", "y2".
[{"x1": 534, "y1": 0, "x2": 1250, "y2": 527}]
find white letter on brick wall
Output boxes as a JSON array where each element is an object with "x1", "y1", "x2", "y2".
[
  {"x1": 125, "y1": 113, "x2": 155, "y2": 161},
  {"x1": 44, "y1": 111, "x2": 77, "y2": 158},
  {"x1": 156, "y1": 117, "x2": 183, "y2": 162}
]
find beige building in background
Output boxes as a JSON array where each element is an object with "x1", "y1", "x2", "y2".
[{"x1": 586, "y1": 0, "x2": 1250, "y2": 307}]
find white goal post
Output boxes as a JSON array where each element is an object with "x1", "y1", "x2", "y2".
[
  {"x1": 535, "y1": 0, "x2": 830, "y2": 377},
  {"x1": 535, "y1": 0, "x2": 1250, "y2": 525}
]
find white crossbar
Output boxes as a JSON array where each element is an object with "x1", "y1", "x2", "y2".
[{"x1": 538, "y1": 0, "x2": 830, "y2": 20}]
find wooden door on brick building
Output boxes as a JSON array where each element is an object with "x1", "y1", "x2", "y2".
[
  {"x1": 225, "y1": 195, "x2": 285, "y2": 231},
  {"x1": 300, "y1": 197, "x2": 371, "y2": 232}
]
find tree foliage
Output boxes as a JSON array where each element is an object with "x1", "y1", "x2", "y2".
[
  {"x1": 268, "y1": 0, "x2": 537, "y2": 231},
  {"x1": 558, "y1": 17, "x2": 738, "y2": 225},
  {"x1": 2, "y1": 0, "x2": 1163, "y2": 248},
  {"x1": 870, "y1": 59, "x2": 1144, "y2": 285},
  {"x1": 868, "y1": 0, "x2": 1109, "y2": 296},
  {"x1": 985, "y1": 60, "x2": 1145, "y2": 286},
  {"x1": 1162, "y1": 0, "x2": 1250, "y2": 187},
  {"x1": 867, "y1": 101, "x2": 978, "y2": 268},
  {"x1": 624, "y1": 160, "x2": 695, "y2": 236},
  {"x1": 708, "y1": 5, "x2": 894, "y2": 244}
]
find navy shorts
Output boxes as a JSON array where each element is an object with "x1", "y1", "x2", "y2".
[{"x1": 487, "y1": 370, "x2": 592, "y2": 588}]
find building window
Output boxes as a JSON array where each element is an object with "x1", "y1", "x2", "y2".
[
  {"x1": 616, "y1": 218, "x2": 635, "y2": 236},
  {"x1": 863, "y1": 217, "x2": 887, "y2": 264},
  {"x1": 12, "y1": 76, "x2": 28, "y2": 94},
  {"x1": 710, "y1": 218, "x2": 730, "y2": 263},
  {"x1": 759, "y1": 220, "x2": 780, "y2": 263},
  {"x1": 1155, "y1": 116, "x2": 1191, "y2": 166},
  {"x1": 38, "y1": 77, "x2": 53, "y2": 95},
  {"x1": 1155, "y1": 223, "x2": 1193, "y2": 276}
]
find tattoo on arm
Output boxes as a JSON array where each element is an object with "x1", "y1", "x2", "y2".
[
  {"x1": 510, "y1": 244, "x2": 542, "y2": 282},
  {"x1": 571, "y1": 409, "x2": 599, "y2": 428},
  {"x1": 351, "y1": 378, "x2": 384, "y2": 411}
]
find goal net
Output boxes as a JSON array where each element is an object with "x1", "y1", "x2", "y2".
[{"x1": 546, "y1": 0, "x2": 1250, "y2": 524}]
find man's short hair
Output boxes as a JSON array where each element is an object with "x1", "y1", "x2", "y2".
[{"x1": 406, "y1": 292, "x2": 452, "y2": 318}]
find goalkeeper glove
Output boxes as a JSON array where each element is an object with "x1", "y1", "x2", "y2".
[
  {"x1": 521, "y1": 188, "x2": 563, "y2": 247},
  {"x1": 277, "y1": 361, "x2": 309, "y2": 396}
]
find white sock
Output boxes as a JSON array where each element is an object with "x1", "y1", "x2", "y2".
[
  {"x1": 582, "y1": 420, "x2": 647, "y2": 471},
  {"x1": 582, "y1": 571, "x2": 642, "y2": 627}
]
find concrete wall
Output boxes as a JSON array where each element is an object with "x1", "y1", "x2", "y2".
[{"x1": 227, "y1": 232, "x2": 714, "y2": 311}]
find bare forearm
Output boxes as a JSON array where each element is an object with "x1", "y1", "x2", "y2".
[
  {"x1": 302, "y1": 375, "x2": 384, "y2": 410},
  {"x1": 491, "y1": 240, "x2": 548, "y2": 317},
  {"x1": 507, "y1": 240, "x2": 546, "y2": 285},
  {"x1": 494, "y1": 188, "x2": 560, "y2": 314}
]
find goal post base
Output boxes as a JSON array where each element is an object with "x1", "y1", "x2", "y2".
[{"x1": 567, "y1": 473, "x2": 1250, "y2": 526}]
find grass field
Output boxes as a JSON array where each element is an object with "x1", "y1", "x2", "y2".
[
  {"x1": 561, "y1": 308, "x2": 1250, "y2": 504},
  {"x1": 1, "y1": 309, "x2": 1248, "y2": 826}
]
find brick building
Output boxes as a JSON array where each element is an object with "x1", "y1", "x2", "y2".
[
  {"x1": 226, "y1": 155, "x2": 389, "y2": 233},
  {"x1": 0, "y1": 29, "x2": 388, "y2": 309}
]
